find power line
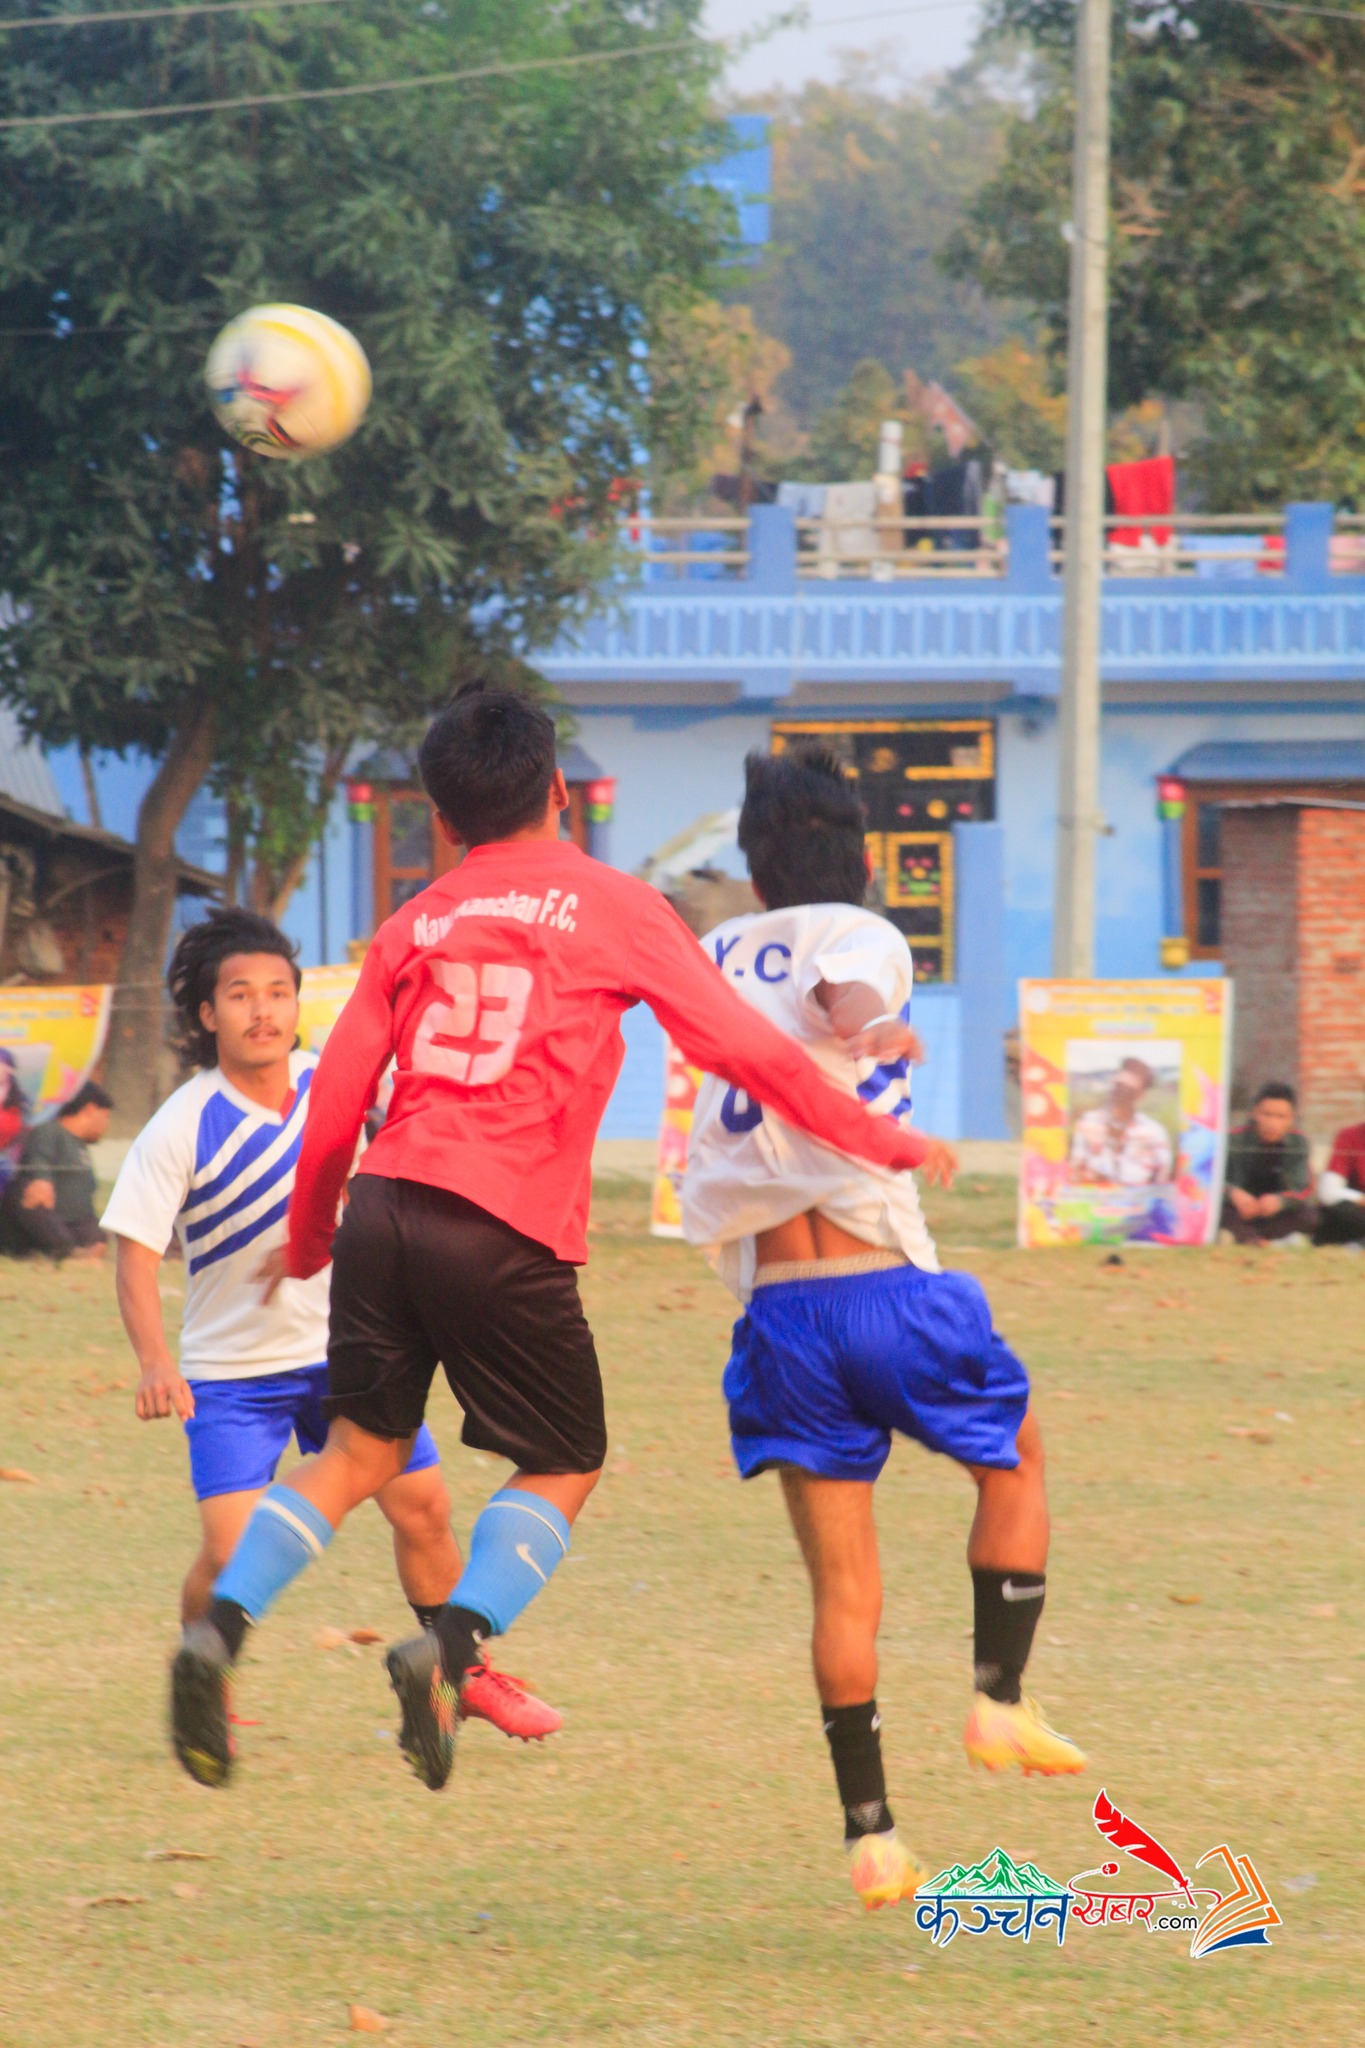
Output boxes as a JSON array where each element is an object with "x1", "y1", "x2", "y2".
[
  {"x1": 0, "y1": 0, "x2": 1357, "y2": 135},
  {"x1": 0, "y1": 0, "x2": 340, "y2": 32},
  {"x1": 0, "y1": 4, "x2": 984, "y2": 134},
  {"x1": 0, "y1": 34, "x2": 707, "y2": 130},
  {"x1": 0, "y1": 0, "x2": 975, "y2": 29}
]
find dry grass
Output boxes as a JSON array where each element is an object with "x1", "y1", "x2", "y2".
[{"x1": 0, "y1": 1178, "x2": 1359, "y2": 2046}]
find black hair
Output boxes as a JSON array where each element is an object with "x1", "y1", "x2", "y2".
[
  {"x1": 1255, "y1": 1080, "x2": 1296, "y2": 1108},
  {"x1": 1116, "y1": 1057, "x2": 1154, "y2": 1090},
  {"x1": 60, "y1": 1080, "x2": 113, "y2": 1118},
  {"x1": 168, "y1": 908, "x2": 301, "y2": 1069},
  {"x1": 418, "y1": 684, "x2": 557, "y2": 846},
  {"x1": 737, "y1": 745, "x2": 868, "y2": 911}
]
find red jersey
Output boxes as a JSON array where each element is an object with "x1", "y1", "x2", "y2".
[
  {"x1": 1327, "y1": 1119, "x2": 1365, "y2": 1197},
  {"x1": 287, "y1": 839, "x2": 930, "y2": 1274}
]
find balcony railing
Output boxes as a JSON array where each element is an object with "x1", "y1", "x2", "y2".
[{"x1": 620, "y1": 507, "x2": 1365, "y2": 583}]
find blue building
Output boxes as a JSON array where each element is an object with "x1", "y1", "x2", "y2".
[{"x1": 44, "y1": 498, "x2": 1365, "y2": 1144}]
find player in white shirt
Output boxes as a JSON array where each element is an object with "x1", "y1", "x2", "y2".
[
  {"x1": 683, "y1": 747, "x2": 1085, "y2": 1912},
  {"x1": 104, "y1": 910, "x2": 561, "y2": 1770}
]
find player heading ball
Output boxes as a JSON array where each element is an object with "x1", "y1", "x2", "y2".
[
  {"x1": 683, "y1": 745, "x2": 1085, "y2": 1911},
  {"x1": 172, "y1": 686, "x2": 953, "y2": 1791}
]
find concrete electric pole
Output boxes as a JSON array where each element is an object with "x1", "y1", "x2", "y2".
[{"x1": 1052, "y1": 0, "x2": 1112, "y2": 978}]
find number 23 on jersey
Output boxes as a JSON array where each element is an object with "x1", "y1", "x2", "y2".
[{"x1": 412, "y1": 962, "x2": 534, "y2": 1086}]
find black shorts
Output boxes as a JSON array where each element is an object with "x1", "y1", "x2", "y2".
[{"x1": 323, "y1": 1176, "x2": 607, "y2": 1475}]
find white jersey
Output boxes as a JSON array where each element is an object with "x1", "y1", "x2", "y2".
[
  {"x1": 100, "y1": 1052, "x2": 331, "y2": 1381},
  {"x1": 681, "y1": 903, "x2": 940, "y2": 1300}
]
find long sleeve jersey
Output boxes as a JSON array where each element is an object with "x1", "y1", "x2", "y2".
[{"x1": 287, "y1": 837, "x2": 930, "y2": 1275}]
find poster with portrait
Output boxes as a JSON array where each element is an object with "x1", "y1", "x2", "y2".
[
  {"x1": 0, "y1": 984, "x2": 113, "y2": 1188},
  {"x1": 1018, "y1": 980, "x2": 1233, "y2": 1248}
]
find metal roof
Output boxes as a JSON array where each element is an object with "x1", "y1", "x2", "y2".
[
  {"x1": 0, "y1": 705, "x2": 63, "y2": 817},
  {"x1": 1168, "y1": 741, "x2": 1365, "y2": 782}
]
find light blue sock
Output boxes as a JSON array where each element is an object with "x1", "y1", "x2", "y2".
[
  {"x1": 212, "y1": 1483, "x2": 333, "y2": 1622},
  {"x1": 450, "y1": 1488, "x2": 571, "y2": 1636}
]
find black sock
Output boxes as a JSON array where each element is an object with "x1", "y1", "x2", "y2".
[
  {"x1": 972, "y1": 1567, "x2": 1045, "y2": 1704},
  {"x1": 204, "y1": 1595, "x2": 250, "y2": 1662},
  {"x1": 822, "y1": 1700, "x2": 894, "y2": 1842},
  {"x1": 433, "y1": 1602, "x2": 491, "y2": 1680},
  {"x1": 410, "y1": 1602, "x2": 447, "y2": 1632}
]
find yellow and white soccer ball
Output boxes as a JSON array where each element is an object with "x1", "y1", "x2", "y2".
[{"x1": 205, "y1": 304, "x2": 371, "y2": 460}]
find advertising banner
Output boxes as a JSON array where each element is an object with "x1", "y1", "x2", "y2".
[
  {"x1": 297, "y1": 963, "x2": 361, "y2": 1053},
  {"x1": 1018, "y1": 979, "x2": 1232, "y2": 1248},
  {"x1": 650, "y1": 1038, "x2": 703, "y2": 1239},
  {"x1": 0, "y1": 983, "x2": 113, "y2": 1185}
]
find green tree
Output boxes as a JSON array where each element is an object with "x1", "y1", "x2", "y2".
[
  {"x1": 953, "y1": 337, "x2": 1067, "y2": 471},
  {"x1": 0, "y1": 0, "x2": 723, "y2": 1126},
  {"x1": 946, "y1": 0, "x2": 1365, "y2": 506},
  {"x1": 802, "y1": 358, "x2": 907, "y2": 480},
  {"x1": 733, "y1": 65, "x2": 1030, "y2": 424}
]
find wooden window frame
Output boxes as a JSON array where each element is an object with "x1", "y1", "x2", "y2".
[
  {"x1": 372, "y1": 789, "x2": 461, "y2": 930},
  {"x1": 1181, "y1": 778, "x2": 1365, "y2": 959}
]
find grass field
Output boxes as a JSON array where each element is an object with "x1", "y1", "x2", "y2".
[{"x1": 0, "y1": 1175, "x2": 1360, "y2": 2047}]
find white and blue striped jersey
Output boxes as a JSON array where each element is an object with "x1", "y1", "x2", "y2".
[
  {"x1": 682, "y1": 903, "x2": 939, "y2": 1301},
  {"x1": 101, "y1": 1051, "x2": 332, "y2": 1380}
]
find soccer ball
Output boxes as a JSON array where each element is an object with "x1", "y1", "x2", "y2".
[{"x1": 205, "y1": 304, "x2": 372, "y2": 460}]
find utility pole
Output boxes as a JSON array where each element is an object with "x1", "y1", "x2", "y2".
[{"x1": 1053, "y1": 0, "x2": 1112, "y2": 977}]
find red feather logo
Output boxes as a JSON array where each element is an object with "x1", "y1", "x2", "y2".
[{"x1": 1093, "y1": 1788, "x2": 1195, "y2": 1902}]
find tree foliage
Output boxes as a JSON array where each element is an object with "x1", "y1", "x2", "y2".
[
  {"x1": 0, "y1": 0, "x2": 724, "y2": 1117},
  {"x1": 946, "y1": 0, "x2": 1365, "y2": 505},
  {"x1": 953, "y1": 337, "x2": 1067, "y2": 471},
  {"x1": 731, "y1": 64, "x2": 1030, "y2": 424}
]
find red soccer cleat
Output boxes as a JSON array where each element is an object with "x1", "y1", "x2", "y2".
[{"x1": 458, "y1": 1659, "x2": 563, "y2": 1742}]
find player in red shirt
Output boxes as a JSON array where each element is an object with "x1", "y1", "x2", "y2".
[{"x1": 171, "y1": 687, "x2": 955, "y2": 1789}]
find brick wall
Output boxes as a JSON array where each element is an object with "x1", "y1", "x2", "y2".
[
  {"x1": 1296, "y1": 807, "x2": 1365, "y2": 1141},
  {"x1": 1220, "y1": 806, "x2": 1300, "y2": 1110}
]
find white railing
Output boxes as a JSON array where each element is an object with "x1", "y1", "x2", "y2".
[
  {"x1": 623, "y1": 515, "x2": 750, "y2": 576},
  {"x1": 797, "y1": 514, "x2": 1001, "y2": 580},
  {"x1": 618, "y1": 509, "x2": 1365, "y2": 582}
]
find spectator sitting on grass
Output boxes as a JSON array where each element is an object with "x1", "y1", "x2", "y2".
[
  {"x1": 1314, "y1": 1095, "x2": 1365, "y2": 1247},
  {"x1": 1221, "y1": 1082, "x2": 1314, "y2": 1246},
  {"x1": 0, "y1": 1081, "x2": 114, "y2": 1264}
]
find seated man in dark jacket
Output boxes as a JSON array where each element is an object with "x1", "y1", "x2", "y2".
[
  {"x1": 0, "y1": 1082, "x2": 114, "y2": 1262},
  {"x1": 1220, "y1": 1081, "x2": 1314, "y2": 1245}
]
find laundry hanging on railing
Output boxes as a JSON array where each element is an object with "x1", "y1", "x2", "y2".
[{"x1": 1107, "y1": 454, "x2": 1176, "y2": 548}]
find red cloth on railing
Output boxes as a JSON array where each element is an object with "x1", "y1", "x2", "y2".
[{"x1": 1107, "y1": 454, "x2": 1175, "y2": 546}]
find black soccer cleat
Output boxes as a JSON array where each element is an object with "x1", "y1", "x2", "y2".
[
  {"x1": 170, "y1": 1620, "x2": 234, "y2": 1788},
  {"x1": 385, "y1": 1630, "x2": 458, "y2": 1792}
]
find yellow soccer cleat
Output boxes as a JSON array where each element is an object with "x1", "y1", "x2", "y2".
[
  {"x1": 963, "y1": 1693, "x2": 1087, "y2": 1777},
  {"x1": 848, "y1": 1831, "x2": 928, "y2": 1911}
]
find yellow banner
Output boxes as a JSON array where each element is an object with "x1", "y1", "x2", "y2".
[
  {"x1": 651, "y1": 1038, "x2": 703, "y2": 1239},
  {"x1": 1018, "y1": 979, "x2": 1232, "y2": 1248},
  {"x1": 297, "y1": 964, "x2": 361, "y2": 1053},
  {"x1": 0, "y1": 983, "x2": 112, "y2": 1173}
]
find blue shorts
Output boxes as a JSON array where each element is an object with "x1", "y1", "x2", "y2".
[
  {"x1": 184, "y1": 1364, "x2": 441, "y2": 1503},
  {"x1": 723, "y1": 1265, "x2": 1029, "y2": 1484}
]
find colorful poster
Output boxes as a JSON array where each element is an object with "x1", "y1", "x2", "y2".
[
  {"x1": 0, "y1": 984, "x2": 113, "y2": 1186},
  {"x1": 650, "y1": 1038, "x2": 703, "y2": 1239},
  {"x1": 297, "y1": 963, "x2": 361, "y2": 1053},
  {"x1": 1018, "y1": 979, "x2": 1232, "y2": 1248}
]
